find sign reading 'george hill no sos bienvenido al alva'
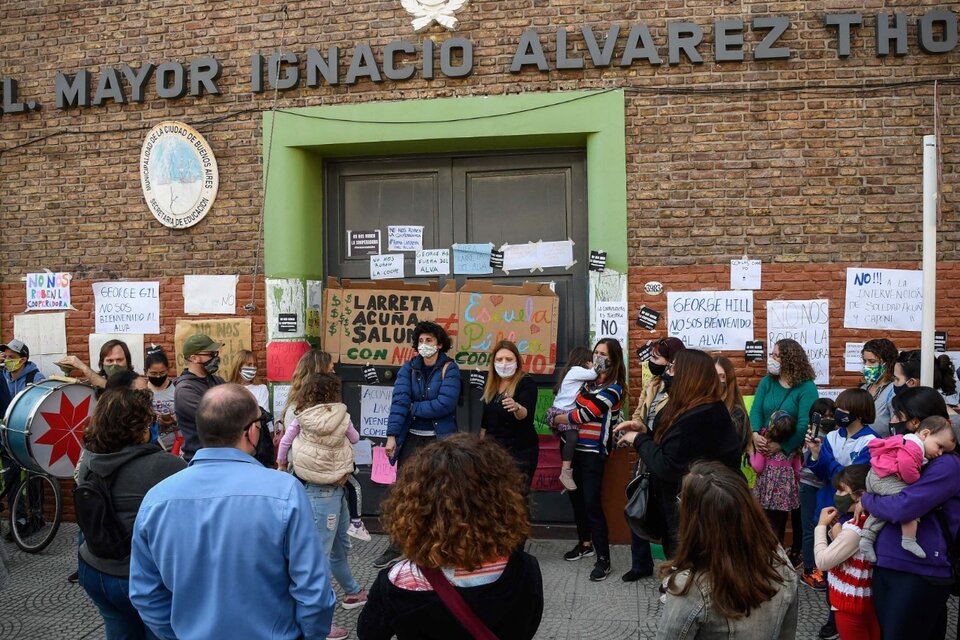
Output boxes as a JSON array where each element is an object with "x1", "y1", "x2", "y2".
[{"x1": 139, "y1": 121, "x2": 219, "y2": 229}]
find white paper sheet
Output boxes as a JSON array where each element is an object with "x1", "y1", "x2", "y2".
[
  {"x1": 183, "y1": 275, "x2": 238, "y2": 315},
  {"x1": 265, "y1": 279, "x2": 305, "y2": 340},
  {"x1": 667, "y1": 291, "x2": 754, "y2": 351},
  {"x1": 844, "y1": 268, "x2": 922, "y2": 331},
  {"x1": 387, "y1": 225, "x2": 424, "y2": 252},
  {"x1": 767, "y1": 299, "x2": 830, "y2": 385},
  {"x1": 12, "y1": 312, "x2": 67, "y2": 378},
  {"x1": 415, "y1": 249, "x2": 450, "y2": 276},
  {"x1": 92, "y1": 281, "x2": 160, "y2": 334},
  {"x1": 370, "y1": 254, "x2": 405, "y2": 280},
  {"x1": 730, "y1": 259, "x2": 761, "y2": 290}
]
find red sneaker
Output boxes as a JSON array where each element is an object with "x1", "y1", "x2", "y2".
[{"x1": 800, "y1": 568, "x2": 827, "y2": 591}]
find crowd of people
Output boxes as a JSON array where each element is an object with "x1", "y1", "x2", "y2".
[{"x1": 2, "y1": 324, "x2": 960, "y2": 639}]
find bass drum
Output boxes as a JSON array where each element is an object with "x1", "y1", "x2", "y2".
[{"x1": 2, "y1": 380, "x2": 96, "y2": 478}]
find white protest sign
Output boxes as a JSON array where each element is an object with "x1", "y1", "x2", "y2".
[
  {"x1": 502, "y1": 240, "x2": 575, "y2": 272},
  {"x1": 265, "y1": 278, "x2": 305, "y2": 340},
  {"x1": 844, "y1": 268, "x2": 922, "y2": 331},
  {"x1": 25, "y1": 272, "x2": 72, "y2": 311},
  {"x1": 817, "y1": 388, "x2": 844, "y2": 402},
  {"x1": 92, "y1": 281, "x2": 160, "y2": 334},
  {"x1": 667, "y1": 291, "x2": 754, "y2": 350},
  {"x1": 767, "y1": 299, "x2": 830, "y2": 385},
  {"x1": 845, "y1": 342, "x2": 865, "y2": 373},
  {"x1": 272, "y1": 384, "x2": 291, "y2": 420},
  {"x1": 183, "y1": 275, "x2": 238, "y2": 315},
  {"x1": 596, "y1": 302, "x2": 628, "y2": 348},
  {"x1": 353, "y1": 440, "x2": 374, "y2": 465},
  {"x1": 387, "y1": 225, "x2": 424, "y2": 252},
  {"x1": 89, "y1": 334, "x2": 145, "y2": 374},
  {"x1": 730, "y1": 260, "x2": 761, "y2": 290},
  {"x1": 370, "y1": 254, "x2": 404, "y2": 280},
  {"x1": 360, "y1": 385, "x2": 393, "y2": 438},
  {"x1": 13, "y1": 312, "x2": 67, "y2": 378},
  {"x1": 415, "y1": 249, "x2": 450, "y2": 276}
]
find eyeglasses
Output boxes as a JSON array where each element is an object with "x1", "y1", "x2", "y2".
[{"x1": 197, "y1": 351, "x2": 219, "y2": 359}]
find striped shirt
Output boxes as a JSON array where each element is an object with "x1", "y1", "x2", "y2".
[
  {"x1": 389, "y1": 558, "x2": 509, "y2": 591},
  {"x1": 567, "y1": 382, "x2": 623, "y2": 456},
  {"x1": 825, "y1": 515, "x2": 874, "y2": 615}
]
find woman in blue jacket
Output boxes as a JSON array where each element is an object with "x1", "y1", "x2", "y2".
[{"x1": 375, "y1": 321, "x2": 460, "y2": 569}]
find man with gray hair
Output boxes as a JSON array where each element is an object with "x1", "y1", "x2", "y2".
[{"x1": 129, "y1": 384, "x2": 337, "y2": 639}]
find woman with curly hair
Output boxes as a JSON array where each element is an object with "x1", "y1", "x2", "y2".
[
  {"x1": 358, "y1": 433, "x2": 543, "y2": 640},
  {"x1": 860, "y1": 338, "x2": 898, "y2": 436},
  {"x1": 656, "y1": 461, "x2": 799, "y2": 638},
  {"x1": 76, "y1": 387, "x2": 186, "y2": 639},
  {"x1": 750, "y1": 338, "x2": 818, "y2": 459}
]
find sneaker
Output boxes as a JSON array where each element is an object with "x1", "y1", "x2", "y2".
[
  {"x1": 558, "y1": 468, "x2": 577, "y2": 491},
  {"x1": 818, "y1": 620, "x2": 839, "y2": 639},
  {"x1": 589, "y1": 558, "x2": 612, "y2": 582},
  {"x1": 347, "y1": 521, "x2": 372, "y2": 542},
  {"x1": 326, "y1": 625, "x2": 349, "y2": 640},
  {"x1": 621, "y1": 568, "x2": 653, "y2": 582},
  {"x1": 800, "y1": 568, "x2": 827, "y2": 592},
  {"x1": 342, "y1": 589, "x2": 367, "y2": 610},
  {"x1": 373, "y1": 548, "x2": 402, "y2": 569},
  {"x1": 563, "y1": 543, "x2": 595, "y2": 561},
  {"x1": 67, "y1": 571, "x2": 79, "y2": 584}
]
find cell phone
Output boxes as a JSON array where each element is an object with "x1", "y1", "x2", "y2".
[{"x1": 811, "y1": 412, "x2": 823, "y2": 440}]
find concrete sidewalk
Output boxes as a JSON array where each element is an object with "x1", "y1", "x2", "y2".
[{"x1": 1, "y1": 524, "x2": 956, "y2": 639}]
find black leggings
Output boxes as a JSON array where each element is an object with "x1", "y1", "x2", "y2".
[
  {"x1": 764, "y1": 509, "x2": 789, "y2": 544},
  {"x1": 560, "y1": 431, "x2": 578, "y2": 463}
]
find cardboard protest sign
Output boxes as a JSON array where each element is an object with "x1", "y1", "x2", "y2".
[{"x1": 173, "y1": 318, "x2": 252, "y2": 372}]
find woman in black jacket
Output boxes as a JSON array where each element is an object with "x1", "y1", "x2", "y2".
[{"x1": 616, "y1": 349, "x2": 742, "y2": 555}]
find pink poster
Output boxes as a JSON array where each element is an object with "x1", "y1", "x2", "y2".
[{"x1": 371, "y1": 446, "x2": 397, "y2": 485}]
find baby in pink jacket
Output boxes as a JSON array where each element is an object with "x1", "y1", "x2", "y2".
[{"x1": 859, "y1": 416, "x2": 957, "y2": 563}]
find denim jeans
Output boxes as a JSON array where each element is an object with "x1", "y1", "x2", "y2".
[
  {"x1": 304, "y1": 483, "x2": 362, "y2": 596},
  {"x1": 78, "y1": 558, "x2": 158, "y2": 640},
  {"x1": 799, "y1": 483, "x2": 820, "y2": 572}
]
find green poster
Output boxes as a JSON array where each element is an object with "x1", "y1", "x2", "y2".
[{"x1": 534, "y1": 387, "x2": 556, "y2": 436}]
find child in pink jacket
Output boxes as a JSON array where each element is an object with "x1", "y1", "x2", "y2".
[{"x1": 859, "y1": 415, "x2": 957, "y2": 562}]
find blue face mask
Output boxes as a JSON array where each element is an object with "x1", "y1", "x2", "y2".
[{"x1": 834, "y1": 408, "x2": 853, "y2": 429}]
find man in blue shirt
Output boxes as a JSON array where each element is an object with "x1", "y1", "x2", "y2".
[{"x1": 129, "y1": 384, "x2": 337, "y2": 640}]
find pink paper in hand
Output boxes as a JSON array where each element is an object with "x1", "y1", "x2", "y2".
[{"x1": 371, "y1": 446, "x2": 397, "y2": 485}]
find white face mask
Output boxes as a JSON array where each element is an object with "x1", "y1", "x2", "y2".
[
  {"x1": 240, "y1": 366, "x2": 257, "y2": 381},
  {"x1": 768, "y1": 360, "x2": 781, "y2": 376},
  {"x1": 495, "y1": 361, "x2": 518, "y2": 378},
  {"x1": 418, "y1": 343, "x2": 438, "y2": 359}
]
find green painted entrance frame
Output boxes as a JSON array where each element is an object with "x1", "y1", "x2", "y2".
[{"x1": 261, "y1": 89, "x2": 628, "y2": 281}]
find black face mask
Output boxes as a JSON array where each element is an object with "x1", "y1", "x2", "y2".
[
  {"x1": 889, "y1": 421, "x2": 908, "y2": 435},
  {"x1": 648, "y1": 361, "x2": 667, "y2": 377},
  {"x1": 147, "y1": 375, "x2": 168, "y2": 387},
  {"x1": 662, "y1": 373, "x2": 674, "y2": 391}
]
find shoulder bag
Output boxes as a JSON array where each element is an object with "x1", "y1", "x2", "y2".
[{"x1": 419, "y1": 566, "x2": 499, "y2": 640}]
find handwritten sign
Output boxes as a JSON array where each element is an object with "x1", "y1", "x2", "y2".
[
  {"x1": 844, "y1": 268, "x2": 922, "y2": 331},
  {"x1": 371, "y1": 447, "x2": 397, "y2": 484},
  {"x1": 532, "y1": 435, "x2": 562, "y2": 492},
  {"x1": 306, "y1": 280, "x2": 323, "y2": 338},
  {"x1": 596, "y1": 302, "x2": 627, "y2": 348},
  {"x1": 370, "y1": 254, "x2": 405, "y2": 280},
  {"x1": 730, "y1": 259, "x2": 761, "y2": 290},
  {"x1": 415, "y1": 249, "x2": 450, "y2": 276},
  {"x1": 13, "y1": 312, "x2": 67, "y2": 378},
  {"x1": 266, "y1": 278, "x2": 305, "y2": 340},
  {"x1": 271, "y1": 384, "x2": 291, "y2": 419},
  {"x1": 845, "y1": 342, "x2": 865, "y2": 372},
  {"x1": 173, "y1": 318, "x2": 252, "y2": 372},
  {"x1": 452, "y1": 243, "x2": 494, "y2": 275},
  {"x1": 183, "y1": 275, "x2": 237, "y2": 315},
  {"x1": 456, "y1": 282, "x2": 559, "y2": 374},
  {"x1": 388, "y1": 225, "x2": 424, "y2": 252},
  {"x1": 667, "y1": 291, "x2": 753, "y2": 350},
  {"x1": 533, "y1": 387, "x2": 556, "y2": 436},
  {"x1": 89, "y1": 333, "x2": 145, "y2": 374},
  {"x1": 93, "y1": 281, "x2": 160, "y2": 334},
  {"x1": 26, "y1": 272, "x2": 71, "y2": 311},
  {"x1": 266, "y1": 341, "x2": 312, "y2": 382},
  {"x1": 767, "y1": 299, "x2": 830, "y2": 385},
  {"x1": 360, "y1": 385, "x2": 393, "y2": 438},
  {"x1": 502, "y1": 240, "x2": 575, "y2": 272},
  {"x1": 347, "y1": 230, "x2": 381, "y2": 257}
]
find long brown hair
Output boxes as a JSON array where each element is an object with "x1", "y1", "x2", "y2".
[
  {"x1": 655, "y1": 350, "x2": 721, "y2": 444},
  {"x1": 482, "y1": 340, "x2": 525, "y2": 403},
  {"x1": 595, "y1": 338, "x2": 626, "y2": 390},
  {"x1": 661, "y1": 460, "x2": 787, "y2": 619},
  {"x1": 223, "y1": 349, "x2": 254, "y2": 384},
  {"x1": 554, "y1": 346, "x2": 594, "y2": 394},
  {"x1": 776, "y1": 339, "x2": 815, "y2": 387},
  {"x1": 282, "y1": 349, "x2": 333, "y2": 420},
  {"x1": 84, "y1": 387, "x2": 153, "y2": 454}
]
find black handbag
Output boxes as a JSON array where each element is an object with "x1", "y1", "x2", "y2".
[{"x1": 624, "y1": 460, "x2": 666, "y2": 541}]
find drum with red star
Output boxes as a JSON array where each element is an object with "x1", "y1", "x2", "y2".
[{"x1": 2, "y1": 380, "x2": 97, "y2": 478}]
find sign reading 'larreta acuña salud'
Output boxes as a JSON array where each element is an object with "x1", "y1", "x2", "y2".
[
  {"x1": 140, "y1": 122, "x2": 219, "y2": 229},
  {"x1": 0, "y1": 9, "x2": 957, "y2": 116}
]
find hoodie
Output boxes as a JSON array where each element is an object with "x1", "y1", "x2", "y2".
[
  {"x1": 174, "y1": 368, "x2": 225, "y2": 462},
  {"x1": 3, "y1": 361, "x2": 44, "y2": 398},
  {"x1": 76, "y1": 443, "x2": 186, "y2": 577}
]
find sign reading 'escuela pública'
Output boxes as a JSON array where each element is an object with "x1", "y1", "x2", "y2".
[{"x1": 0, "y1": 9, "x2": 957, "y2": 116}]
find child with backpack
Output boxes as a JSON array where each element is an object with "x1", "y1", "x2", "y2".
[
  {"x1": 750, "y1": 410, "x2": 801, "y2": 543},
  {"x1": 546, "y1": 347, "x2": 597, "y2": 491},
  {"x1": 814, "y1": 464, "x2": 880, "y2": 640}
]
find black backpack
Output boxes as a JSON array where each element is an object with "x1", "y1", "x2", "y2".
[
  {"x1": 73, "y1": 448, "x2": 156, "y2": 560},
  {"x1": 253, "y1": 407, "x2": 276, "y2": 468}
]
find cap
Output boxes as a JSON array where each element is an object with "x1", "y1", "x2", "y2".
[
  {"x1": 182, "y1": 334, "x2": 224, "y2": 358},
  {"x1": 652, "y1": 337, "x2": 685, "y2": 361},
  {"x1": 1, "y1": 339, "x2": 29, "y2": 359}
]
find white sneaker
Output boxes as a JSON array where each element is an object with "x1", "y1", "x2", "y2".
[{"x1": 347, "y1": 521, "x2": 372, "y2": 542}]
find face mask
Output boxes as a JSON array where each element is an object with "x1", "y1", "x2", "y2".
[
  {"x1": 202, "y1": 355, "x2": 221, "y2": 375},
  {"x1": 863, "y1": 364, "x2": 885, "y2": 385},
  {"x1": 240, "y1": 366, "x2": 257, "y2": 382},
  {"x1": 418, "y1": 343, "x2": 438, "y2": 359},
  {"x1": 4, "y1": 358, "x2": 23, "y2": 373},
  {"x1": 662, "y1": 373, "x2": 673, "y2": 391},
  {"x1": 147, "y1": 375, "x2": 168, "y2": 387},
  {"x1": 648, "y1": 361, "x2": 667, "y2": 377},
  {"x1": 893, "y1": 383, "x2": 907, "y2": 397},
  {"x1": 833, "y1": 493, "x2": 855, "y2": 514},
  {"x1": 593, "y1": 355, "x2": 610, "y2": 374},
  {"x1": 767, "y1": 360, "x2": 781, "y2": 376},
  {"x1": 834, "y1": 408, "x2": 853, "y2": 430},
  {"x1": 495, "y1": 362, "x2": 517, "y2": 378},
  {"x1": 820, "y1": 418, "x2": 836, "y2": 432},
  {"x1": 104, "y1": 364, "x2": 125, "y2": 378}
]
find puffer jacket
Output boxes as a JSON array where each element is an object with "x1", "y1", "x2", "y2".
[
  {"x1": 386, "y1": 353, "x2": 460, "y2": 463},
  {"x1": 290, "y1": 402, "x2": 354, "y2": 486}
]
